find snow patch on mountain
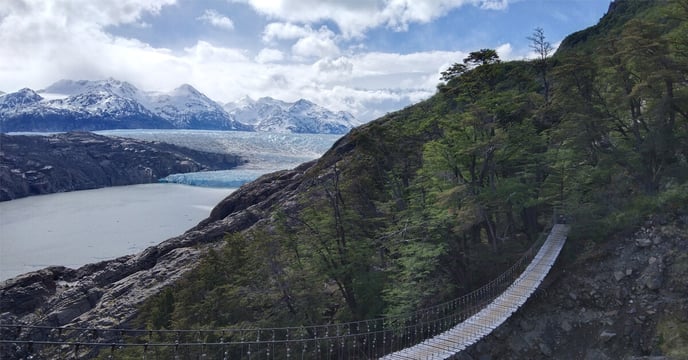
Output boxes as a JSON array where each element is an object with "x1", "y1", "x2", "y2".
[
  {"x1": 0, "y1": 89, "x2": 43, "y2": 112},
  {"x1": 225, "y1": 96, "x2": 357, "y2": 134},
  {"x1": 145, "y1": 84, "x2": 246, "y2": 130},
  {"x1": 43, "y1": 78, "x2": 141, "y2": 97},
  {"x1": 1, "y1": 79, "x2": 357, "y2": 134}
]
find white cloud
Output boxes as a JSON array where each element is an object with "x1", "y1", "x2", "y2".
[
  {"x1": 478, "y1": 0, "x2": 509, "y2": 10},
  {"x1": 262, "y1": 22, "x2": 312, "y2": 42},
  {"x1": 496, "y1": 43, "x2": 513, "y2": 60},
  {"x1": 197, "y1": 9, "x2": 234, "y2": 30},
  {"x1": 255, "y1": 48, "x2": 285, "y2": 63},
  {"x1": 0, "y1": 0, "x2": 177, "y2": 89},
  {"x1": 237, "y1": 0, "x2": 512, "y2": 37},
  {"x1": 291, "y1": 26, "x2": 340, "y2": 59},
  {"x1": 0, "y1": 0, "x2": 525, "y2": 123},
  {"x1": 262, "y1": 23, "x2": 341, "y2": 60},
  {"x1": 184, "y1": 41, "x2": 248, "y2": 63},
  {"x1": 315, "y1": 57, "x2": 354, "y2": 75},
  {"x1": 16, "y1": 0, "x2": 175, "y2": 27}
]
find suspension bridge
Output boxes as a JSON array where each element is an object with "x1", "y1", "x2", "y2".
[{"x1": 1, "y1": 224, "x2": 568, "y2": 359}]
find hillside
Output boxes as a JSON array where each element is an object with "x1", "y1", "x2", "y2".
[
  {"x1": 1, "y1": 0, "x2": 686, "y2": 358},
  {"x1": 0, "y1": 132, "x2": 243, "y2": 201},
  {"x1": 132, "y1": 0, "x2": 688, "y2": 355}
]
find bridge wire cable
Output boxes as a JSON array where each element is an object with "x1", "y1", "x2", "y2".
[{"x1": 1, "y1": 225, "x2": 566, "y2": 359}]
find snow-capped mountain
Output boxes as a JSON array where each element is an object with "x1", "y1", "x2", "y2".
[
  {"x1": 41, "y1": 79, "x2": 148, "y2": 101},
  {"x1": 0, "y1": 88, "x2": 43, "y2": 112},
  {"x1": 0, "y1": 79, "x2": 243, "y2": 132},
  {"x1": 145, "y1": 84, "x2": 248, "y2": 130},
  {"x1": 1, "y1": 80, "x2": 171, "y2": 132},
  {"x1": 225, "y1": 96, "x2": 358, "y2": 134},
  {"x1": 44, "y1": 80, "x2": 160, "y2": 121},
  {"x1": 0, "y1": 79, "x2": 355, "y2": 134}
]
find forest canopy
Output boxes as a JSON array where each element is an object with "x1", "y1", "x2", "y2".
[{"x1": 135, "y1": 0, "x2": 687, "y2": 340}]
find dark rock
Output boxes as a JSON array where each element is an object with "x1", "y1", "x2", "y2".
[
  {"x1": 638, "y1": 262, "x2": 664, "y2": 291},
  {"x1": 599, "y1": 330, "x2": 616, "y2": 343},
  {"x1": 585, "y1": 349, "x2": 610, "y2": 360},
  {"x1": 0, "y1": 132, "x2": 242, "y2": 201},
  {"x1": 0, "y1": 156, "x2": 317, "y2": 350},
  {"x1": 0, "y1": 267, "x2": 68, "y2": 315},
  {"x1": 454, "y1": 353, "x2": 475, "y2": 360},
  {"x1": 538, "y1": 342, "x2": 552, "y2": 357},
  {"x1": 561, "y1": 319, "x2": 572, "y2": 332},
  {"x1": 519, "y1": 319, "x2": 535, "y2": 331},
  {"x1": 636, "y1": 238, "x2": 652, "y2": 248},
  {"x1": 507, "y1": 334, "x2": 528, "y2": 353},
  {"x1": 652, "y1": 236, "x2": 663, "y2": 245}
]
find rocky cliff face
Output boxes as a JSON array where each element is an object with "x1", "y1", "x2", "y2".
[
  {"x1": 463, "y1": 215, "x2": 688, "y2": 360},
  {"x1": 0, "y1": 154, "x2": 322, "y2": 336},
  {"x1": 0, "y1": 119, "x2": 352, "y2": 360},
  {"x1": 1, "y1": 126, "x2": 687, "y2": 359},
  {"x1": 0, "y1": 132, "x2": 243, "y2": 201},
  {"x1": 3, "y1": 166, "x2": 685, "y2": 359}
]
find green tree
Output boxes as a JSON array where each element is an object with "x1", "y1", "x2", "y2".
[
  {"x1": 292, "y1": 163, "x2": 385, "y2": 320},
  {"x1": 528, "y1": 27, "x2": 554, "y2": 102},
  {"x1": 597, "y1": 18, "x2": 687, "y2": 193},
  {"x1": 440, "y1": 63, "x2": 468, "y2": 82},
  {"x1": 463, "y1": 48, "x2": 500, "y2": 67}
]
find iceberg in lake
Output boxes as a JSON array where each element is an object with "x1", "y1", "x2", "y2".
[
  {"x1": 101, "y1": 129, "x2": 343, "y2": 188},
  {"x1": 159, "y1": 168, "x2": 269, "y2": 188}
]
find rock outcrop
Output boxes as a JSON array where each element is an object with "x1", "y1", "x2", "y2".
[
  {"x1": 464, "y1": 215, "x2": 688, "y2": 359},
  {"x1": 0, "y1": 155, "x2": 321, "y2": 335},
  {"x1": 0, "y1": 132, "x2": 243, "y2": 201},
  {"x1": 0, "y1": 122, "x2": 349, "y2": 360}
]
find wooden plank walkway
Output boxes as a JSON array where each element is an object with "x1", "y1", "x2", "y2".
[{"x1": 381, "y1": 224, "x2": 569, "y2": 360}]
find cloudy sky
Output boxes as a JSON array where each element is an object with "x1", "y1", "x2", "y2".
[{"x1": 0, "y1": 0, "x2": 610, "y2": 121}]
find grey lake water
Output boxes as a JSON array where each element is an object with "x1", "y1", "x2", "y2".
[
  {"x1": 0, "y1": 184, "x2": 234, "y2": 280},
  {"x1": 0, "y1": 130, "x2": 342, "y2": 281}
]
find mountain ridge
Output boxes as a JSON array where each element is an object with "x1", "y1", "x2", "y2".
[
  {"x1": 225, "y1": 95, "x2": 359, "y2": 133},
  {"x1": 1, "y1": 0, "x2": 686, "y2": 358},
  {"x1": 0, "y1": 79, "x2": 355, "y2": 134}
]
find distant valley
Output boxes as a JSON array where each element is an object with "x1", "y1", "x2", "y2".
[{"x1": 0, "y1": 79, "x2": 358, "y2": 134}]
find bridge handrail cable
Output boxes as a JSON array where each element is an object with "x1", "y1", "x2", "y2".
[{"x1": 1, "y1": 225, "x2": 565, "y2": 359}]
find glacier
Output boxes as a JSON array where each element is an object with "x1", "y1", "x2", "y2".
[
  {"x1": 0, "y1": 130, "x2": 342, "y2": 279},
  {"x1": 98, "y1": 129, "x2": 342, "y2": 187},
  {"x1": 159, "y1": 169, "x2": 268, "y2": 188}
]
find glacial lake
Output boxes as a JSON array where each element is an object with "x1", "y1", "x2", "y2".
[
  {"x1": 0, "y1": 130, "x2": 343, "y2": 281},
  {"x1": 0, "y1": 184, "x2": 235, "y2": 281}
]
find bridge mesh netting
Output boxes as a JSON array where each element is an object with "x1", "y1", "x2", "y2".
[{"x1": 1, "y1": 225, "x2": 567, "y2": 359}]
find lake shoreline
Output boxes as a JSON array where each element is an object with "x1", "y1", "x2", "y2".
[
  {"x1": 0, "y1": 183, "x2": 235, "y2": 281},
  {"x1": 0, "y1": 131, "x2": 243, "y2": 201}
]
